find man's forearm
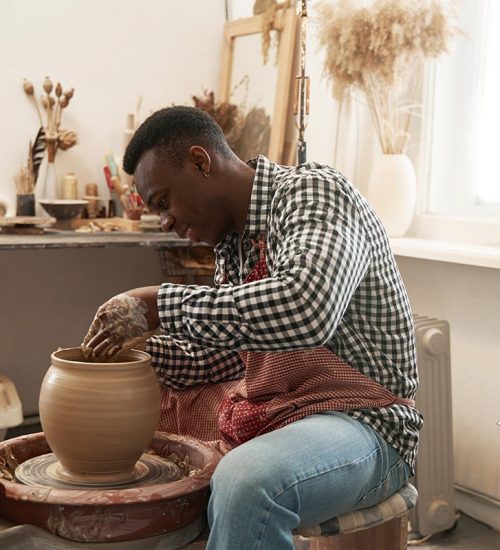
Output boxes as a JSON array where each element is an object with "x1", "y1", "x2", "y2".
[{"x1": 127, "y1": 286, "x2": 161, "y2": 331}]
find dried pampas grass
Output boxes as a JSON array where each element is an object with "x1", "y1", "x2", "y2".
[{"x1": 316, "y1": 0, "x2": 459, "y2": 153}]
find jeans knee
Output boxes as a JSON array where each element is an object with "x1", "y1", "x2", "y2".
[
  {"x1": 207, "y1": 446, "x2": 299, "y2": 548},
  {"x1": 210, "y1": 448, "x2": 274, "y2": 511}
]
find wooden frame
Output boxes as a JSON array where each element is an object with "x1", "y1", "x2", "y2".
[{"x1": 218, "y1": 7, "x2": 298, "y2": 164}]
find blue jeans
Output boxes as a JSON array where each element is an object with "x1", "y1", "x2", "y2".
[{"x1": 207, "y1": 411, "x2": 410, "y2": 549}]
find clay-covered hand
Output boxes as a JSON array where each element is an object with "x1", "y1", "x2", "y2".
[{"x1": 81, "y1": 293, "x2": 154, "y2": 362}]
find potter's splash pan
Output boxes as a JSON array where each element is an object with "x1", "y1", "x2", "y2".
[{"x1": 0, "y1": 432, "x2": 220, "y2": 542}]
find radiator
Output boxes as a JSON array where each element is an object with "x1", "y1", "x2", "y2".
[{"x1": 409, "y1": 315, "x2": 457, "y2": 536}]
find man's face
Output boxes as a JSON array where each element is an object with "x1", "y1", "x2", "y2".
[{"x1": 134, "y1": 149, "x2": 230, "y2": 247}]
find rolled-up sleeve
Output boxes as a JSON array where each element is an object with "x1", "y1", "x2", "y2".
[{"x1": 146, "y1": 334, "x2": 244, "y2": 389}]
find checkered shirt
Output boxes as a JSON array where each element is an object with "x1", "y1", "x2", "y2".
[{"x1": 147, "y1": 155, "x2": 423, "y2": 472}]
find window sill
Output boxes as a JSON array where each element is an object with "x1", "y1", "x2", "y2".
[{"x1": 389, "y1": 237, "x2": 500, "y2": 270}]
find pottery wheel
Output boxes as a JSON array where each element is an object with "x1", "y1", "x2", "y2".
[{"x1": 15, "y1": 452, "x2": 181, "y2": 490}]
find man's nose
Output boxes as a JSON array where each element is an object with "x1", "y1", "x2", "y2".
[{"x1": 160, "y1": 212, "x2": 175, "y2": 232}]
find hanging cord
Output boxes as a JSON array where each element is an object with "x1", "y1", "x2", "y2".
[{"x1": 294, "y1": 0, "x2": 309, "y2": 164}]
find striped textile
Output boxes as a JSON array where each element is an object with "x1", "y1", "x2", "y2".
[{"x1": 294, "y1": 483, "x2": 418, "y2": 537}]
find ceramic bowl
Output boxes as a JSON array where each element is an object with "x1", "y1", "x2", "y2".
[{"x1": 39, "y1": 199, "x2": 88, "y2": 220}]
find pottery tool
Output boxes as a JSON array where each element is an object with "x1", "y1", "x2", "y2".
[
  {"x1": 103, "y1": 165, "x2": 113, "y2": 190},
  {"x1": 104, "y1": 153, "x2": 132, "y2": 213},
  {"x1": 105, "y1": 152, "x2": 119, "y2": 177},
  {"x1": 84, "y1": 183, "x2": 100, "y2": 218}
]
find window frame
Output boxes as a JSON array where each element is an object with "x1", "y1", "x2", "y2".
[{"x1": 409, "y1": 0, "x2": 500, "y2": 246}]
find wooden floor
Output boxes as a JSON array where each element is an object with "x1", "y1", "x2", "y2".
[{"x1": 411, "y1": 513, "x2": 500, "y2": 550}]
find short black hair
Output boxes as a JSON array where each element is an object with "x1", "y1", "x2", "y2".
[{"x1": 123, "y1": 106, "x2": 233, "y2": 174}]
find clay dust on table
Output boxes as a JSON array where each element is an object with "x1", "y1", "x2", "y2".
[
  {"x1": 0, "y1": 444, "x2": 18, "y2": 481},
  {"x1": 146, "y1": 448, "x2": 201, "y2": 477}
]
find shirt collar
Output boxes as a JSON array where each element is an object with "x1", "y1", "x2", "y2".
[
  {"x1": 243, "y1": 155, "x2": 278, "y2": 241},
  {"x1": 215, "y1": 155, "x2": 278, "y2": 255}
]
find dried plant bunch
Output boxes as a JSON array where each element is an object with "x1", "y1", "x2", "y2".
[
  {"x1": 192, "y1": 90, "x2": 245, "y2": 151},
  {"x1": 253, "y1": 0, "x2": 277, "y2": 15},
  {"x1": 14, "y1": 141, "x2": 36, "y2": 195},
  {"x1": 23, "y1": 76, "x2": 78, "y2": 168},
  {"x1": 259, "y1": 0, "x2": 291, "y2": 64},
  {"x1": 57, "y1": 130, "x2": 78, "y2": 151},
  {"x1": 316, "y1": 0, "x2": 459, "y2": 153},
  {"x1": 191, "y1": 84, "x2": 271, "y2": 161},
  {"x1": 236, "y1": 106, "x2": 271, "y2": 161}
]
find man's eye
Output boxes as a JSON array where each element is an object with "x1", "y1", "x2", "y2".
[{"x1": 158, "y1": 196, "x2": 167, "y2": 209}]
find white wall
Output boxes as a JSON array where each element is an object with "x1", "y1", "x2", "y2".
[
  {"x1": 396, "y1": 257, "x2": 500, "y2": 528},
  {"x1": 0, "y1": 0, "x2": 226, "y2": 212}
]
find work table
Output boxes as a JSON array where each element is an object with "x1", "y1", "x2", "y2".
[{"x1": 0, "y1": 230, "x2": 197, "y2": 250}]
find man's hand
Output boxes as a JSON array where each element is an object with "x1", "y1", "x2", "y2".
[{"x1": 81, "y1": 286, "x2": 161, "y2": 362}]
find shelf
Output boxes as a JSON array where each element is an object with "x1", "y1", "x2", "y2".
[{"x1": 390, "y1": 237, "x2": 500, "y2": 270}]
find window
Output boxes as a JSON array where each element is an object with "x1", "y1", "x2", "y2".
[{"x1": 424, "y1": 0, "x2": 500, "y2": 221}]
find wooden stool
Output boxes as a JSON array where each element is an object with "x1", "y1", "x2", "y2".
[
  {"x1": 293, "y1": 483, "x2": 418, "y2": 550},
  {"x1": 185, "y1": 483, "x2": 418, "y2": 549}
]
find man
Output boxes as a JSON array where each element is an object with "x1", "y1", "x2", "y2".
[{"x1": 83, "y1": 106, "x2": 422, "y2": 550}]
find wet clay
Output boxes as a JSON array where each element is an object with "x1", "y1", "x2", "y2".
[
  {"x1": 39, "y1": 347, "x2": 161, "y2": 484},
  {"x1": 15, "y1": 451, "x2": 182, "y2": 489},
  {"x1": 81, "y1": 294, "x2": 151, "y2": 362}
]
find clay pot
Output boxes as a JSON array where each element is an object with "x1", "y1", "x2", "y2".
[{"x1": 39, "y1": 347, "x2": 161, "y2": 483}]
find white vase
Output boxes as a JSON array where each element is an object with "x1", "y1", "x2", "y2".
[
  {"x1": 366, "y1": 154, "x2": 416, "y2": 237},
  {"x1": 35, "y1": 161, "x2": 58, "y2": 216}
]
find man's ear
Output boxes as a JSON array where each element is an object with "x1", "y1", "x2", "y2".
[{"x1": 189, "y1": 146, "x2": 211, "y2": 177}]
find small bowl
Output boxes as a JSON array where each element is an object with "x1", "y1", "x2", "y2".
[
  {"x1": 39, "y1": 199, "x2": 88, "y2": 219},
  {"x1": 39, "y1": 200, "x2": 89, "y2": 229}
]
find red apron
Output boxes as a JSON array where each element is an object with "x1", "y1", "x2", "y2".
[{"x1": 158, "y1": 240, "x2": 414, "y2": 448}]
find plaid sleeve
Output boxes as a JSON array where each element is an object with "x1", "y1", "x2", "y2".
[
  {"x1": 146, "y1": 334, "x2": 244, "y2": 389},
  {"x1": 156, "y1": 170, "x2": 371, "y2": 351}
]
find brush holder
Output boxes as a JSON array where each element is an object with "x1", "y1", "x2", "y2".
[{"x1": 16, "y1": 193, "x2": 35, "y2": 216}]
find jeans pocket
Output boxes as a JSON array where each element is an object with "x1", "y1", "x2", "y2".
[{"x1": 353, "y1": 459, "x2": 409, "y2": 511}]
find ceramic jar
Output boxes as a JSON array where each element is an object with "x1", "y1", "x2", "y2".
[
  {"x1": 62, "y1": 172, "x2": 78, "y2": 200},
  {"x1": 35, "y1": 161, "x2": 58, "y2": 217},
  {"x1": 39, "y1": 347, "x2": 160, "y2": 483},
  {"x1": 366, "y1": 153, "x2": 417, "y2": 237}
]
